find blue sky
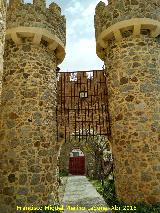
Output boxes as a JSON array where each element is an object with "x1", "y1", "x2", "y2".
[{"x1": 26, "y1": 0, "x2": 108, "y2": 71}]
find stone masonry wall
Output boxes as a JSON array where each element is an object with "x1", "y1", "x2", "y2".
[
  {"x1": 105, "y1": 34, "x2": 160, "y2": 204},
  {"x1": 95, "y1": 0, "x2": 160, "y2": 204},
  {"x1": 0, "y1": 0, "x2": 6, "y2": 102},
  {"x1": 0, "y1": 0, "x2": 66, "y2": 212}
]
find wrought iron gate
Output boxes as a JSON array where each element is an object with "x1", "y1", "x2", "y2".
[{"x1": 56, "y1": 70, "x2": 111, "y2": 142}]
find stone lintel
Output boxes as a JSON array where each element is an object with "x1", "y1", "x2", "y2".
[
  {"x1": 96, "y1": 18, "x2": 160, "y2": 60},
  {"x1": 151, "y1": 26, "x2": 160, "y2": 37},
  {"x1": 6, "y1": 27, "x2": 65, "y2": 64},
  {"x1": 133, "y1": 24, "x2": 141, "y2": 37},
  {"x1": 97, "y1": 38, "x2": 108, "y2": 49},
  {"x1": 32, "y1": 33, "x2": 42, "y2": 45},
  {"x1": 96, "y1": 45, "x2": 105, "y2": 61},
  {"x1": 10, "y1": 32, "x2": 22, "y2": 44},
  {"x1": 113, "y1": 29, "x2": 123, "y2": 42},
  {"x1": 48, "y1": 41, "x2": 58, "y2": 51}
]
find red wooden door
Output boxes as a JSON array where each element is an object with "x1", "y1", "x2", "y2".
[{"x1": 69, "y1": 156, "x2": 85, "y2": 175}]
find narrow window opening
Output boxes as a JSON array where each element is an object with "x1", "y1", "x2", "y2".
[{"x1": 79, "y1": 91, "x2": 88, "y2": 98}]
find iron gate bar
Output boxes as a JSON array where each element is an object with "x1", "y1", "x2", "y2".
[
  {"x1": 82, "y1": 117, "x2": 83, "y2": 138},
  {"x1": 56, "y1": 105, "x2": 58, "y2": 141},
  {"x1": 74, "y1": 109, "x2": 76, "y2": 140},
  {"x1": 91, "y1": 94, "x2": 92, "y2": 105},
  {"x1": 88, "y1": 103, "x2": 89, "y2": 117},
  {"x1": 78, "y1": 100, "x2": 80, "y2": 115},
  {"x1": 96, "y1": 84, "x2": 98, "y2": 96},
  {"x1": 78, "y1": 121, "x2": 80, "y2": 142},
  {"x1": 65, "y1": 125, "x2": 66, "y2": 142},
  {"x1": 74, "y1": 80, "x2": 75, "y2": 103},
  {"x1": 68, "y1": 107, "x2": 69, "y2": 124},
  {"x1": 98, "y1": 96, "x2": 100, "y2": 109},
  {"x1": 60, "y1": 74, "x2": 62, "y2": 117},
  {"x1": 71, "y1": 82, "x2": 72, "y2": 108},
  {"x1": 80, "y1": 74, "x2": 82, "y2": 92},
  {"x1": 64, "y1": 73, "x2": 66, "y2": 111}
]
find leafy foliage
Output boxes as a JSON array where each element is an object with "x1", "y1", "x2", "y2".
[
  {"x1": 59, "y1": 170, "x2": 69, "y2": 177},
  {"x1": 90, "y1": 178, "x2": 160, "y2": 213},
  {"x1": 102, "y1": 179, "x2": 118, "y2": 206}
]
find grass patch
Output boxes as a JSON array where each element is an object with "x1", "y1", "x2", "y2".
[
  {"x1": 89, "y1": 178, "x2": 160, "y2": 213},
  {"x1": 59, "y1": 170, "x2": 69, "y2": 177}
]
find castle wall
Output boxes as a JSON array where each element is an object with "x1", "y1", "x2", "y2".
[
  {"x1": 0, "y1": 0, "x2": 6, "y2": 102},
  {"x1": 95, "y1": 0, "x2": 160, "y2": 204},
  {"x1": 0, "y1": 0, "x2": 66, "y2": 212}
]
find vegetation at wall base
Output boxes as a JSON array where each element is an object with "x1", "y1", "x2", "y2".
[
  {"x1": 59, "y1": 170, "x2": 69, "y2": 177},
  {"x1": 89, "y1": 177, "x2": 160, "y2": 213}
]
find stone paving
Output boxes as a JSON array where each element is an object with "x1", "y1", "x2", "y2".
[
  {"x1": 62, "y1": 176, "x2": 112, "y2": 213},
  {"x1": 59, "y1": 177, "x2": 68, "y2": 203}
]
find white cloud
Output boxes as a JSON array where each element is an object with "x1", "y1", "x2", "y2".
[
  {"x1": 66, "y1": 0, "x2": 99, "y2": 39},
  {"x1": 59, "y1": 37, "x2": 103, "y2": 72},
  {"x1": 82, "y1": 1, "x2": 98, "y2": 17},
  {"x1": 60, "y1": 0, "x2": 107, "y2": 71},
  {"x1": 65, "y1": 1, "x2": 84, "y2": 15}
]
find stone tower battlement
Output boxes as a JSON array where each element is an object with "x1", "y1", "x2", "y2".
[
  {"x1": 6, "y1": 0, "x2": 66, "y2": 64},
  {"x1": 95, "y1": 0, "x2": 160, "y2": 60}
]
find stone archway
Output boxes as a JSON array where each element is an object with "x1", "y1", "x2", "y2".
[
  {"x1": 59, "y1": 137, "x2": 96, "y2": 177},
  {"x1": 59, "y1": 134, "x2": 113, "y2": 179}
]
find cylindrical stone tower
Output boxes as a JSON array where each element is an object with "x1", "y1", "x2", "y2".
[
  {"x1": 0, "y1": 0, "x2": 66, "y2": 212},
  {"x1": 95, "y1": 0, "x2": 160, "y2": 204}
]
